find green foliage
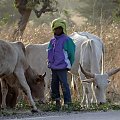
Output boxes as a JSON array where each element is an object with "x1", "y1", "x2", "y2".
[
  {"x1": 113, "y1": 11, "x2": 120, "y2": 22},
  {"x1": 112, "y1": 0, "x2": 120, "y2": 22},
  {"x1": 74, "y1": 0, "x2": 117, "y2": 25},
  {"x1": 37, "y1": 102, "x2": 58, "y2": 112},
  {"x1": 37, "y1": 101, "x2": 120, "y2": 112},
  {"x1": 70, "y1": 101, "x2": 82, "y2": 111},
  {"x1": 1, "y1": 101, "x2": 120, "y2": 117},
  {"x1": 0, "y1": 13, "x2": 10, "y2": 26},
  {"x1": 63, "y1": 9, "x2": 71, "y2": 18},
  {"x1": 26, "y1": 0, "x2": 38, "y2": 9},
  {"x1": 16, "y1": 99, "x2": 31, "y2": 110},
  {"x1": 0, "y1": 0, "x2": 18, "y2": 25}
]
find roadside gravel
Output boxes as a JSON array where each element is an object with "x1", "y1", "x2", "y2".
[{"x1": 0, "y1": 110, "x2": 81, "y2": 120}]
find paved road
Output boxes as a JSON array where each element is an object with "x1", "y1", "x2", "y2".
[{"x1": 8, "y1": 111, "x2": 120, "y2": 120}]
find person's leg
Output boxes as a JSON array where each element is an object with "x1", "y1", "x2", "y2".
[
  {"x1": 57, "y1": 69, "x2": 71, "y2": 104},
  {"x1": 51, "y1": 69, "x2": 60, "y2": 101}
]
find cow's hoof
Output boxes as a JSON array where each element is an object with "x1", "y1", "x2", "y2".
[
  {"x1": 31, "y1": 109, "x2": 38, "y2": 113},
  {"x1": 99, "y1": 102, "x2": 105, "y2": 105}
]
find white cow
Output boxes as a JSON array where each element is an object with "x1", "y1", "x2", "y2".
[
  {"x1": 70, "y1": 32, "x2": 120, "y2": 106},
  {"x1": 70, "y1": 32, "x2": 104, "y2": 106},
  {"x1": 26, "y1": 42, "x2": 51, "y2": 98},
  {"x1": 0, "y1": 40, "x2": 43, "y2": 112},
  {"x1": 26, "y1": 32, "x2": 120, "y2": 106}
]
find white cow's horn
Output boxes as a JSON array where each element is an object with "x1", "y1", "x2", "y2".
[
  {"x1": 82, "y1": 78, "x2": 95, "y2": 83},
  {"x1": 107, "y1": 67, "x2": 120, "y2": 76},
  {"x1": 79, "y1": 63, "x2": 95, "y2": 78},
  {"x1": 42, "y1": 72, "x2": 46, "y2": 78}
]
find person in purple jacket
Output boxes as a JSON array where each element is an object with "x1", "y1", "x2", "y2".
[{"x1": 48, "y1": 18, "x2": 76, "y2": 110}]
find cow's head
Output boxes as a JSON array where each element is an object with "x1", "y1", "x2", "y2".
[
  {"x1": 80, "y1": 64, "x2": 120, "y2": 104},
  {"x1": 25, "y1": 67, "x2": 46, "y2": 104},
  {"x1": 34, "y1": 72, "x2": 46, "y2": 84},
  {"x1": 31, "y1": 72, "x2": 46, "y2": 104}
]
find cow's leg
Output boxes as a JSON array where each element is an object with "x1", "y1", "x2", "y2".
[
  {"x1": 73, "y1": 76, "x2": 81, "y2": 100},
  {"x1": 71, "y1": 74, "x2": 80, "y2": 101},
  {"x1": 69, "y1": 74, "x2": 74, "y2": 100},
  {"x1": 44, "y1": 77, "x2": 50, "y2": 101},
  {"x1": 7, "y1": 86, "x2": 19, "y2": 108},
  {"x1": 78, "y1": 69, "x2": 87, "y2": 107},
  {"x1": 0, "y1": 80, "x2": 8, "y2": 109},
  {"x1": 81, "y1": 82, "x2": 89, "y2": 107},
  {"x1": 87, "y1": 83, "x2": 93, "y2": 106},
  {"x1": 14, "y1": 70, "x2": 38, "y2": 112},
  {"x1": 91, "y1": 83, "x2": 97, "y2": 104}
]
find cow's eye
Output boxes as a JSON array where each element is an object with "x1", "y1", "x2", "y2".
[{"x1": 96, "y1": 85, "x2": 99, "y2": 89}]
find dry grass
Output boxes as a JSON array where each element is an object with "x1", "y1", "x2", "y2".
[{"x1": 0, "y1": 22, "x2": 120, "y2": 103}]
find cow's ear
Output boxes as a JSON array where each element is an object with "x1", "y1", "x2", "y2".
[
  {"x1": 39, "y1": 72, "x2": 46, "y2": 78},
  {"x1": 108, "y1": 80, "x2": 111, "y2": 83}
]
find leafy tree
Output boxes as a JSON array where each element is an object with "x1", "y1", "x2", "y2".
[
  {"x1": 0, "y1": 0, "x2": 119, "y2": 41},
  {"x1": 12, "y1": 0, "x2": 58, "y2": 41},
  {"x1": 112, "y1": 0, "x2": 120, "y2": 21},
  {"x1": 73, "y1": 0, "x2": 117, "y2": 25},
  {"x1": 0, "y1": 0, "x2": 18, "y2": 26}
]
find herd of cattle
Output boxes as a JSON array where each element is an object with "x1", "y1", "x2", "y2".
[{"x1": 0, "y1": 32, "x2": 119, "y2": 112}]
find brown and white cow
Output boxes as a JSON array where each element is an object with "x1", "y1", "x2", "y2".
[
  {"x1": 0, "y1": 68, "x2": 46, "y2": 108},
  {"x1": 0, "y1": 40, "x2": 45, "y2": 112},
  {"x1": 0, "y1": 84, "x2": 18, "y2": 108}
]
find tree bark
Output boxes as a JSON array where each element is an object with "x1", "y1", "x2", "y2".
[
  {"x1": 12, "y1": 9, "x2": 32, "y2": 41},
  {"x1": 12, "y1": 0, "x2": 32, "y2": 41}
]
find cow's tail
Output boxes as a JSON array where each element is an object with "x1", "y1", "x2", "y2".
[{"x1": 101, "y1": 43, "x2": 105, "y2": 74}]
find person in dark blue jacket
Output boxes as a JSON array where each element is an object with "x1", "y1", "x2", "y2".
[{"x1": 48, "y1": 18, "x2": 76, "y2": 110}]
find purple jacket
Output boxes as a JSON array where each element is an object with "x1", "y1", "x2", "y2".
[{"x1": 48, "y1": 34, "x2": 75, "y2": 70}]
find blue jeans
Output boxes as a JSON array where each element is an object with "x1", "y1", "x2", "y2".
[{"x1": 51, "y1": 69, "x2": 71, "y2": 104}]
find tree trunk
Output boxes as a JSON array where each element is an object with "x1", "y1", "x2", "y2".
[
  {"x1": 12, "y1": 9, "x2": 32, "y2": 41},
  {"x1": 12, "y1": 0, "x2": 32, "y2": 41}
]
